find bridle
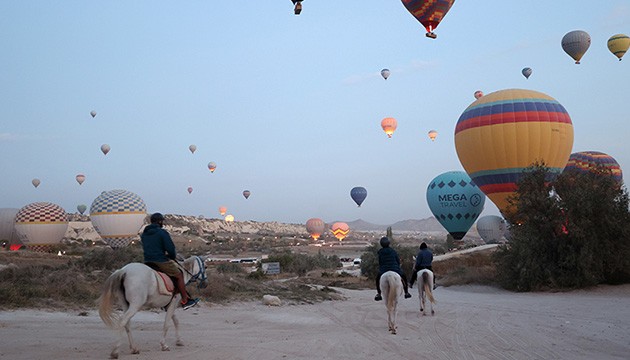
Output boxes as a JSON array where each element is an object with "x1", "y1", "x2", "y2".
[{"x1": 179, "y1": 256, "x2": 207, "y2": 289}]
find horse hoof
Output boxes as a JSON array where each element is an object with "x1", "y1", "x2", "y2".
[
  {"x1": 131, "y1": 349, "x2": 140, "y2": 355},
  {"x1": 431, "y1": 310, "x2": 435, "y2": 315},
  {"x1": 161, "y1": 345, "x2": 170, "y2": 352},
  {"x1": 109, "y1": 352, "x2": 118, "y2": 359},
  {"x1": 176, "y1": 340, "x2": 185, "y2": 347}
]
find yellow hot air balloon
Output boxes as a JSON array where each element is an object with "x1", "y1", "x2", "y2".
[
  {"x1": 607, "y1": 34, "x2": 630, "y2": 61},
  {"x1": 381, "y1": 117, "x2": 397, "y2": 138},
  {"x1": 330, "y1": 222, "x2": 350, "y2": 241},
  {"x1": 225, "y1": 214, "x2": 234, "y2": 222},
  {"x1": 455, "y1": 89, "x2": 574, "y2": 216},
  {"x1": 428, "y1": 130, "x2": 438, "y2": 141}
]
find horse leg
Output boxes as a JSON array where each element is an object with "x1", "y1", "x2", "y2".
[
  {"x1": 160, "y1": 304, "x2": 176, "y2": 351},
  {"x1": 172, "y1": 312, "x2": 184, "y2": 347},
  {"x1": 119, "y1": 305, "x2": 142, "y2": 355}
]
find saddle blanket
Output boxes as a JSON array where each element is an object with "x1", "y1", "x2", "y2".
[{"x1": 154, "y1": 271, "x2": 175, "y2": 295}]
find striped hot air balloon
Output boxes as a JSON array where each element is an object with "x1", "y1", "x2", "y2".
[
  {"x1": 565, "y1": 151, "x2": 623, "y2": 184},
  {"x1": 401, "y1": 0, "x2": 456, "y2": 39},
  {"x1": 331, "y1": 222, "x2": 350, "y2": 241},
  {"x1": 455, "y1": 89, "x2": 574, "y2": 216},
  {"x1": 15, "y1": 202, "x2": 68, "y2": 253},
  {"x1": 607, "y1": 34, "x2": 630, "y2": 61}
]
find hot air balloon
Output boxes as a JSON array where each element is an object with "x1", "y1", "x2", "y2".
[
  {"x1": 0, "y1": 208, "x2": 20, "y2": 250},
  {"x1": 187, "y1": 187, "x2": 193, "y2": 194},
  {"x1": 76, "y1": 174, "x2": 86, "y2": 185},
  {"x1": 474, "y1": 90, "x2": 484, "y2": 99},
  {"x1": 350, "y1": 187, "x2": 368, "y2": 207},
  {"x1": 219, "y1": 206, "x2": 227, "y2": 216},
  {"x1": 562, "y1": 30, "x2": 591, "y2": 64},
  {"x1": 427, "y1": 171, "x2": 485, "y2": 240},
  {"x1": 90, "y1": 111, "x2": 97, "y2": 118},
  {"x1": 208, "y1": 162, "x2": 217, "y2": 173},
  {"x1": 476, "y1": 215, "x2": 507, "y2": 243},
  {"x1": 381, "y1": 117, "x2": 397, "y2": 138},
  {"x1": 522, "y1": 67, "x2": 532, "y2": 79},
  {"x1": 90, "y1": 189, "x2": 147, "y2": 249},
  {"x1": 565, "y1": 151, "x2": 623, "y2": 183},
  {"x1": 381, "y1": 69, "x2": 390, "y2": 80},
  {"x1": 243, "y1": 190, "x2": 251, "y2": 199},
  {"x1": 401, "y1": 0, "x2": 455, "y2": 39},
  {"x1": 306, "y1": 218, "x2": 325, "y2": 240},
  {"x1": 331, "y1": 222, "x2": 350, "y2": 241},
  {"x1": 15, "y1": 202, "x2": 68, "y2": 253},
  {"x1": 455, "y1": 89, "x2": 574, "y2": 216},
  {"x1": 291, "y1": 0, "x2": 302, "y2": 15},
  {"x1": 77, "y1": 204, "x2": 87, "y2": 215},
  {"x1": 225, "y1": 214, "x2": 235, "y2": 222},
  {"x1": 428, "y1": 130, "x2": 438, "y2": 141},
  {"x1": 31, "y1": 178, "x2": 41, "y2": 188},
  {"x1": 101, "y1": 144, "x2": 111, "y2": 155},
  {"x1": 607, "y1": 34, "x2": 630, "y2": 61},
  {"x1": 189, "y1": 144, "x2": 197, "y2": 154}
]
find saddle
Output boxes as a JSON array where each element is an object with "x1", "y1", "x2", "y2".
[{"x1": 144, "y1": 262, "x2": 180, "y2": 296}]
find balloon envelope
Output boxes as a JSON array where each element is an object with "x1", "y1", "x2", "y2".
[
  {"x1": 219, "y1": 206, "x2": 227, "y2": 216},
  {"x1": 401, "y1": 0, "x2": 455, "y2": 38},
  {"x1": 476, "y1": 215, "x2": 507, "y2": 243},
  {"x1": 565, "y1": 151, "x2": 623, "y2": 183},
  {"x1": 562, "y1": 30, "x2": 591, "y2": 64},
  {"x1": 428, "y1": 130, "x2": 438, "y2": 141},
  {"x1": 77, "y1": 204, "x2": 87, "y2": 215},
  {"x1": 225, "y1": 214, "x2": 234, "y2": 222},
  {"x1": 189, "y1": 144, "x2": 197, "y2": 154},
  {"x1": 90, "y1": 111, "x2": 97, "y2": 118},
  {"x1": 522, "y1": 67, "x2": 532, "y2": 79},
  {"x1": 306, "y1": 218, "x2": 325, "y2": 240},
  {"x1": 187, "y1": 187, "x2": 193, "y2": 194},
  {"x1": 381, "y1": 117, "x2": 397, "y2": 138},
  {"x1": 427, "y1": 171, "x2": 485, "y2": 240},
  {"x1": 90, "y1": 189, "x2": 147, "y2": 249},
  {"x1": 607, "y1": 34, "x2": 630, "y2": 61},
  {"x1": 474, "y1": 90, "x2": 483, "y2": 99},
  {"x1": 32, "y1": 178, "x2": 41, "y2": 188},
  {"x1": 15, "y1": 202, "x2": 68, "y2": 252},
  {"x1": 243, "y1": 190, "x2": 251, "y2": 199},
  {"x1": 350, "y1": 187, "x2": 368, "y2": 207},
  {"x1": 101, "y1": 144, "x2": 110, "y2": 155},
  {"x1": 455, "y1": 89, "x2": 574, "y2": 216},
  {"x1": 331, "y1": 222, "x2": 350, "y2": 241},
  {"x1": 208, "y1": 162, "x2": 217, "y2": 173},
  {"x1": 76, "y1": 174, "x2": 85, "y2": 185},
  {"x1": 381, "y1": 69, "x2": 390, "y2": 80}
]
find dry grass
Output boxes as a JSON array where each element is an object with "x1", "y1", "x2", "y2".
[{"x1": 433, "y1": 248, "x2": 497, "y2": 287}]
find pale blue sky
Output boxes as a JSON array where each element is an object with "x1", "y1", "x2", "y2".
[{"x1": 1, "y1": 1, "x2": 629, "y2": 225}]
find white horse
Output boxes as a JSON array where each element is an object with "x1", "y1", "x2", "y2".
[
  {"x1": 99, "y1": 256, "x2": 207, "y2": 359},
  {"x1": 380, "y1": 271, "x2": 403, "y2": 334},
  {"x1": 416, "y1": 269, "x2": 436, "y2": 316}
]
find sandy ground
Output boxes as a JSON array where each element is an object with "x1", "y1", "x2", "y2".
[{"x1": 0, "y1": 284, "x2": 629, "y2": 360}]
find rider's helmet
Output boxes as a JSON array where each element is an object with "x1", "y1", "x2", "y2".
[
  {"x1": 379, "y1": 237, "x2": 390, "y2": 248},
  {"x1": 150, "y1": 212, "x2": 165, "y2": 226},
  {"x1": 420, "y1": 242, "x2": 427, "y2": 250}
]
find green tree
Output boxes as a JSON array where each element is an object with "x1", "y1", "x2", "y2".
[{"x1": 495, "y1": 163, "x2": 630, "y2": 291}]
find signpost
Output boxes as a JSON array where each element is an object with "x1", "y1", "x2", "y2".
[{"x1": 262, "y1": 262, "x2": 280, "y2": 275}]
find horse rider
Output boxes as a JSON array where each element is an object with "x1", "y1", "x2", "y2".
[
  {"x1": 374, "y1": 237, "x2": 412, "y2": 301},
  {"x1": 409, "y1": 242, "x2": 436, "y2": 290},
  {"x1": 141, "y1": 213, "x2": 200, "y2": 310}
]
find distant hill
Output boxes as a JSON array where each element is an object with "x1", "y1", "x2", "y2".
[{"x1": 346, "y1": 217, "x2": 445, "y2": 232}]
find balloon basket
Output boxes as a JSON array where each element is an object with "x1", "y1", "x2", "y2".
[
  {"x1": 425, "y1": 32, "x2": 437, "y2": 39},
  {"x1": 294, "y1": 3, "x2": 302, "y2": 15}
]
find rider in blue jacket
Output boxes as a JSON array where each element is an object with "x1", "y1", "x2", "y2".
[
  {"x1": 409, "y1": 242, "x2": 436, "y2": 289},
  {"x1": 374, "y1": 237, "x2": 412, "y2": 301},
  {"x1": 141, "y1": 213, "x2": 199, "y2": 310}
]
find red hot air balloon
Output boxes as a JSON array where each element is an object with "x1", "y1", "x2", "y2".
[
  {"x1": 306, "y1": 218, "x2": 325, "y2": 240},
  {"x1": 381, "y1": 117, "x2": 397, "y2": 138},
  {"x1": 401, "y1": 0, "x2": 456, "y2": 39},
  {"x1": 219, "y1": 206, "x2": 227, "y2": 216},
  {"x1": 187, "y1": 187, "x2": 193, "y2": 194},
  {"x1": 474, "y1": 90, "x2": 484, "y2": 99}
]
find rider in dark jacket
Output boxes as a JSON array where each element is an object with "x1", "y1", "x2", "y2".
[
  {"x1": 409, "y1": 242, "x2": 436, "y2": 289},
  {"x1": 374, "y1": 237, "x2": 412, "y2": 301},
  {"x1": 141, "y1": 213, "x2": 199, "y2": 310}
]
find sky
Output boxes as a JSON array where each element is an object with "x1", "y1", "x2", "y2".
[{"x1": 1, "y1": 1, "x2": 629, "y2": 225}]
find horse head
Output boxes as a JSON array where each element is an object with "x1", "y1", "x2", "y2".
[{"x1": 181, "y1": 256, "x2": 208, "y2": 289}]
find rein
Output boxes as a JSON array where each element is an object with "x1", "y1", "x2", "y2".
[{"x1": 178, "y1": 256, "x2": 207, "y2": 289}]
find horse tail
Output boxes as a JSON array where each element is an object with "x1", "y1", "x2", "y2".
[
  {"x1": 422, "y1": 271, "x2": 436, "y2": 304},
  {"x1": 98, "y1": 269, "x2": 126, "y2": 328}
]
